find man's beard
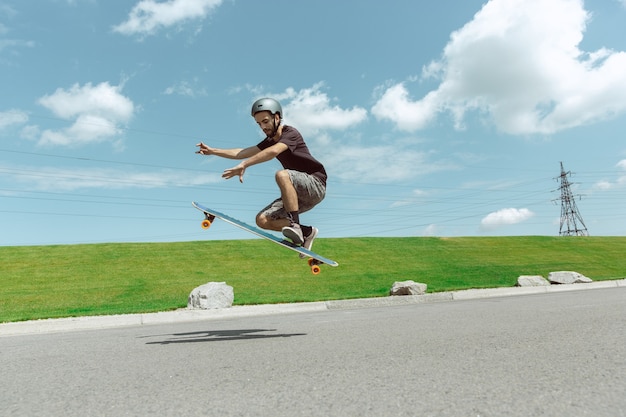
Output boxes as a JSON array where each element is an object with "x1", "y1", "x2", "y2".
[{"x1": 265, "y1": 119, "x2": 278, "y2": 138}]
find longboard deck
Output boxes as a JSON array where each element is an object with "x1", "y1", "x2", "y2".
[{"x1": 192, "y1": 202, "x2": 338, "y2": 269}]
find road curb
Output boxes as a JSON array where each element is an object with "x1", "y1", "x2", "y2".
[{"x1": 1, "y1": 279, "x2": 624, "y2": 337}]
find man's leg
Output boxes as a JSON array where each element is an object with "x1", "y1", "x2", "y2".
[
  {"x1": 257, "y1": 170, "x2": 325, "y2": 247},
  {"x1": 255, "y1": 208, "x2": 289, "y2": 232},
  {"x1": 278, "y1": 170, "x2": 324, "y2": 245},
  {"x1": 274, "y1": 170, "x2": 306, "y2": 244},
  {"x1": 255, "y1": 170, "x2": 297, "y2": 232},
  {"x1": 275, "y1": 170, "x2": 300, "y2": 220}
]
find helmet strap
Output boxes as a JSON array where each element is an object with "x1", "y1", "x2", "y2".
[{"x1": 269, "y1": 114, "x2": 280, "y2": 138}]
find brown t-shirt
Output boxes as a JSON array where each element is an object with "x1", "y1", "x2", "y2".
[{"x1": 256, "y1": 125, "x2": 327, "y2": 185}]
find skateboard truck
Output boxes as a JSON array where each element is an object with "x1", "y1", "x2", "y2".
[{"x1": 201, "y1": 214, "x2": 216, "y2": 229}]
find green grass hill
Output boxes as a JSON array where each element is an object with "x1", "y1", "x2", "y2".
[{"x1": 1, "y1": 236, "x2": 625, "y2": 323}]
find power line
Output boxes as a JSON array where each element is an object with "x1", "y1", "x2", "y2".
[
  {"x1": 0, "y1": 148, "x2": 207, "y2": 172},
  {"x1": 2, "y1": 145, "x2": 623, "y2": 241}
]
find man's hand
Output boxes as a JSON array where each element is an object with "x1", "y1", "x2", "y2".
[
  {"x1": 195, "y1": 142, "x2": 214, "y2": 155},
  {"x1": 222, "y1": 163, "x2": 246, "y2": 183}
]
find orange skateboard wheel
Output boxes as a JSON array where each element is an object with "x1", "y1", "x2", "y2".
[
  {"x1": 308, "y1": 258, "x2": 321, "y2": 274},
  {"x1": 201, "y1": 219, "x2": 212, "y2": 229}
]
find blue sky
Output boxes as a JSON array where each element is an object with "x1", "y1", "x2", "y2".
[{"x1": 1, "y1": 0, "x2": 626, "y2": 246}]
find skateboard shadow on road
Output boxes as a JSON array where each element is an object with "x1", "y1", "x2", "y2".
[{"x1": 144, "y1": 329, "x2": 307, "y2": 345}]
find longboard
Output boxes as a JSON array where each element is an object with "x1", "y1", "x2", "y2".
[{"x1": 192, "y1": 201, "x2": 338, "y2": 274}]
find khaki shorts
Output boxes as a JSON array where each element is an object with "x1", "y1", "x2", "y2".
[{"x1": 258, "y1": 170, "x2": 326, "y2": 221}]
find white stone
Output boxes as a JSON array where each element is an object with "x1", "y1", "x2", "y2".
[
  {"x1": 548, "y1": 271, "x2": 593, "y2": 285},
  {"x1": 188, "y1": 282, "x2": 234, "y2": 309},
  {"x1": 390, "y1": 280, "x2": 427, "y2": 296},
  {"x1": 517, "y1": 275, "x2": 550, "y2": 287}
]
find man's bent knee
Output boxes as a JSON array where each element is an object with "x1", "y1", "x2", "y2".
[
  {"x1": 275, "y1": 170, "x2": 291, "y2": 184},
  {"x1": 256, "y1": 213, "x2": 269, "y2": 229}
]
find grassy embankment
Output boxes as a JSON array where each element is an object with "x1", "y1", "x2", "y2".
[{"x1": 1, "y1": 236, "x2": 625, "y2": 323}]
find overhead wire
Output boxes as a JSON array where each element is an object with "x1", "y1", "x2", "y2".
[{"x1": 1, "y1": 144, "x2": 624, "y2": 241}]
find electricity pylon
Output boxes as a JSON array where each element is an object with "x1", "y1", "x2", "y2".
[{"x1": 555, "y1": 162, "x2": 589, "y2": 236}]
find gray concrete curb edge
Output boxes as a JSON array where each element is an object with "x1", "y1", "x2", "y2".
[{"x1": 1, "y1": 279, "x2": 624, "y2": 337}]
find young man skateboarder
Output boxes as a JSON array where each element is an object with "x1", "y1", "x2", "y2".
[{"x1": 196, "y1": 98, "x2": 327, "y2": 253}]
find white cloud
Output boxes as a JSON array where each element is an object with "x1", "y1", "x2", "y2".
[
  {"x1": 390, "y1": 188, "x2": 429, "y2": 209},
  {"x1": 322, "y1": 144, "x2": 448, "y2": 183},
  {"x1": 0, "y1": 5, "x2": 35, "y2": 54},
  {"x1": 0, "y1": 39, "x2": 35, "y2": 53},
  {"x1": 480, "y1": 208, "x2": 534, "y2": 230},
  {"x1": 1, "y1": 162, "x2": 220, "y2": 191},
  {"x1": 594, "y1": 159, "x2": 626, "y2": 190},
  {"x1": 36, "y1": 82, "x2": 135, "y2": 147},
  {"x1": 113, "y1": 0, "x2": 223, "y2": 37},
  {"x1": 163, "y1": 79, "x2": 207, "y2": 97},
  {"x1": 0, "y1": 109, "x2": 28, "y2": 130},
  {"x1": 280, "y1": 85, "x2": 433, "y2": 183},
  {"x1": 276, "y1": 83, "x2": 368, "y2": 136},
  {"x1": 594, "y1": 180, "x2": 612, "y2": 191},
  {"x1": 372, "y1": 0, "x2": 626, "y2": 135},
  {"x1": 422, "y1": 224, "x2": 439, "y2": 237},
  {"x1": 251, "y1": 84, "x2": 449, "y2": 184},
  {"x1": 371, "y1": 84, "x2": 438, "y2": 132},
  {"x1": 63, "y1": 0, "x2": 96, "y2": 5}
]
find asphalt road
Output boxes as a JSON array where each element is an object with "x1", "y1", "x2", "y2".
[{"x1": 2, "y1": 287, "x2": 625, "y2": 417}]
